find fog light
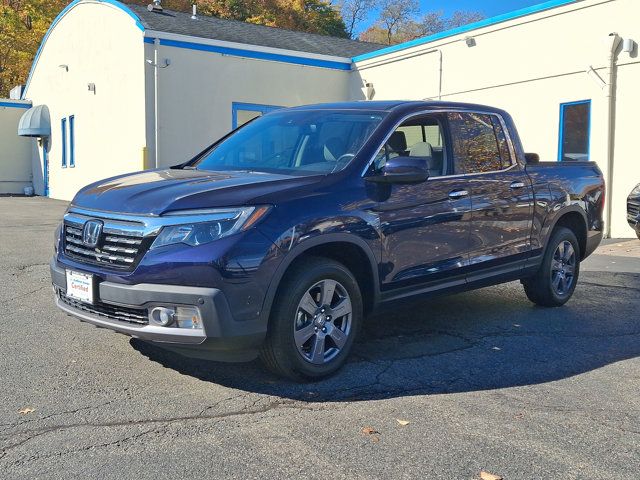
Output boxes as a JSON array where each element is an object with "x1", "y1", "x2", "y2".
[
  {"x1": 174, "y1": 306, "x2": 203, "y2": 330},
  {"x1": 149, "y1": 307, "x2": 175, "y2": 327}
]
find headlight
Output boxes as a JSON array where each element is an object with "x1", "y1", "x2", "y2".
[
  {"x1": 632, "y1": 184, "x2": 640, "y2": 195},
  {"x1": 151, "y1": 206, "x2": 270, "y2": 249}
]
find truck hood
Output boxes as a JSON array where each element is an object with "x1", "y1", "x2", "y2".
[{"x1": 71, "y1": 169, "x2": 322, "y2": 215}]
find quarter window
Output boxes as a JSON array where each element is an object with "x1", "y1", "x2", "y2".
[
  {"x1": 559, "y1": 100, "x2": 590, "y2": 161},
  {"x1": 447, "y1": 112, "x2": 510, "y2": 174}
]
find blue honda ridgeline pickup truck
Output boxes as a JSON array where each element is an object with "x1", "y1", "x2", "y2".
[{"x1": 51, "y1": 101, "x2": 605, "y2": 380}]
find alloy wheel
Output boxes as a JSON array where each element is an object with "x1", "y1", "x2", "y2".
[
  {"x1": 293, "y1": 279, "x2": 352, "y2": 365},
  {"x1": 551, "y1": 240, "x2": 576, "y2": 296}
]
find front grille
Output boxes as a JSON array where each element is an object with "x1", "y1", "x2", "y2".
[
  {"x1": 628, "y1": 200, "x2": 640, "y2": 222},
  {"x1": 59, "y1": 291, "x2": 149, "y2": 325},
  {"x1": 63, "y1": 223, "x2": 152, "y2": 270}
]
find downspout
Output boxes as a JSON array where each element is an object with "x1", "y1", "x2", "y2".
[
  {"x1": 153, "y1": 37, "x2": 160, "y2": 168},
  {"x1": 604, "y1": 33, "x2": 621, "y2": 238}
]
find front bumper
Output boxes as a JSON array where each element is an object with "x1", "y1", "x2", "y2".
[{"x1": 50, "y1": 258, "x2": 265, "y2": 361}]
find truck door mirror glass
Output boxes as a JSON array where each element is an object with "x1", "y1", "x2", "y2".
[{"x1": 366, "y1": 156, "x2": 430, "y2": 184}]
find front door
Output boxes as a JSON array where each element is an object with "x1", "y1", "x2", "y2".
[
  {"x1": 446, "y1": 111, "x2": 533, "y2": 277},
  {"x1": 370, "y1": 114, "x2": 473, "y2": 294}
]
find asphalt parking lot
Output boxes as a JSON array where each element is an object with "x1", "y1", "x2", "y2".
[{"x1": 1, "y1": 196, "x2": 639, "y2": 479}]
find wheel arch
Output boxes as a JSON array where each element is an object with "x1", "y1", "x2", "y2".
[
  {"x1": 260, "y1": 234, "x2": 380, "y2": 326},
  {"x1": 546, "y1": 207, "x2": 588, "y2": 259}
]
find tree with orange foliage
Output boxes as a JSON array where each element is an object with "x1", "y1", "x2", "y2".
[{"x1": 0, "y1": 0, "x2": 67, "y2": 97}]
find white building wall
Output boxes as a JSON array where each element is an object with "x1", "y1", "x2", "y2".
[
  {"x1": 0, "y1": 101, "x2": 34, "y2": 194},
  {"x1": 23, "y1": 1, "x2": 147, "y2": 201},
  {"x1": 144, "y1": 36, "x2": 352, "y2": 168},
  {"x1": 352, "y1": 0, "x2": 640, "y2": 237}
]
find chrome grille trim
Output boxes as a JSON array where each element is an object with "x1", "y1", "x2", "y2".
[
  {"x1": 65, "y1": 243, "x2": 135, "y2": 264},
  {"x1": 104, "y1": 235, "x2": 142, "y2": 245},
  {"x1": 63, "y1": 211, "x2": 152, "y2": 270},
  {"x1": 628, "y1": 200, "x2": 639, "y2": 222}
]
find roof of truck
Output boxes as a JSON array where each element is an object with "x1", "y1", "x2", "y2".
[{"x1": 285, "y1": 101, "x2": 508, "y2": 114}]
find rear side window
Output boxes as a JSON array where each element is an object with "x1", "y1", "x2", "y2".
[{"x1": 447, "y1": 112, "x2": 511, "y2": 174}]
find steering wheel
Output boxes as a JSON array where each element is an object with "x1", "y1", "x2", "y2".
[{"x1": 262, "y1": 147, "x2": 296, "y2": 167}]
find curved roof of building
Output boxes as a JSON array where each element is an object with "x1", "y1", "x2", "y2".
[{"x1": 127, "y1": 4, "x2": 385, "y2": 58}]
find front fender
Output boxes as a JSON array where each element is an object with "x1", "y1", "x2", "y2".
[{"x1": 257, "y1": 231, "x2": 382, "y2": 327}]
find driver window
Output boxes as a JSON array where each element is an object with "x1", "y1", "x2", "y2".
[{"x1": 375, "y1": 116, "x2": 446, "y2": 177}]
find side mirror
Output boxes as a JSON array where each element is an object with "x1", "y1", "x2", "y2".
[
  {"x1": 366, "y1": 156, "x2": 430, "y2": 184},
  {"x1": 525, "y1": 153, "x2": 540, "y2": 164}
]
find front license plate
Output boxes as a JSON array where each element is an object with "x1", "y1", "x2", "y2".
[{"x1": 65, "y1": 270, "x2": 94, "y2": 304}]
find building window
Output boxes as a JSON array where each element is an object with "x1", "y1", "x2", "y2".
[
  {"x1": 559, "y1": 100, "x2": 591, "y2": 161},
  {"x1": 69, "y1": 115, "x2": 75, "y2": 167},
  {"x1": 232, "y1": 102, "x2": 283, "y2": 129},
  {"x1": 61, "y1": 118, "x2": 67, "y2": 168}
]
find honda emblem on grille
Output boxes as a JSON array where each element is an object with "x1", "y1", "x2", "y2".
[{"x1": 82, "y1": 220, "x2": 103, "y2": 247}]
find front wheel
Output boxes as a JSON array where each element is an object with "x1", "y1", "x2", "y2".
[
  {"x1": 260, "y1": 257, "x2": 363, "y2": 381},
  {"x1": 522, "y1": 227, "x2": 580, "y2": 307}
]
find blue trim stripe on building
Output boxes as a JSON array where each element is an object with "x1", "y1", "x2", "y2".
[
  {"x1": 144, "y1": 37, "x2": 352, "y2": 71},
  {"x1": 558, "y1": 99, "x2": 591, "y2": 162},
  {"x1": 0, "y1": 101, "x2": 31, "y2": 109},
  {"x1": 22, "y1": 0, "x2": 144, "y2": 99},
  {"x1": 352, "y1": 0, "x2": 579, "y2": 62}
]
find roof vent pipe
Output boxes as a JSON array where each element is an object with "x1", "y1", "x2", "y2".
[
  {"x1": 147, "y1": 0, "x2": 163, "y2": 12},
  {"x1": 191, "y1": 3, "x2": 197, "y2": 19}
]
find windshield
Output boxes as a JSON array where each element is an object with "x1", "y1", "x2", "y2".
[{"x1": 193, "y1": 110, "x2": 386, "y2": 175}]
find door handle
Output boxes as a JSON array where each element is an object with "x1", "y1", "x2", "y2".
[
  {"x1": 448, "y1": 189, "x2": 469, "y2": 199},
  {"x1": 510, "y1": 181, "x2": 526, "y2": 189}
]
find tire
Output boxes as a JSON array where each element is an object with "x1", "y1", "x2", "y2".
[
  {"x1": 260, "y1": 257, "x2": 363, "y2": 381},
  {"x1": 522, "y1": 227, "x2": 581, "y2": 307}
]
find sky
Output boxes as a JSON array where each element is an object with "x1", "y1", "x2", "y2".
[
  {"x1": 418, "y1": 0, "x2": 548, "y2": 17},
  {"x1": 362, "y1": 0, "x2": 550, "y2": 32}
]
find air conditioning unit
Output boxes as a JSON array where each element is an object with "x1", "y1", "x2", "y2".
[{"x1": 147, "y1": 0, "x2": 163, "y2": 12}]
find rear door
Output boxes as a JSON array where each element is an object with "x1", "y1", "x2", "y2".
[{"x1": 446, "y1": 111, "x2": 534, "y2": 279}]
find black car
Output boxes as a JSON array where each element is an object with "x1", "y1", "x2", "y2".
[{"x1": 628, "y1": 184, "x2": 640, "y2": 239}]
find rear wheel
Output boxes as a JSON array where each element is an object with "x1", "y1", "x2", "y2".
[
  {"x1": 522, "y1": 227, "x2": 580, "y2": 307},
  {"x1": 260, "y1": 257, "x2": 362, "y2": 381}
]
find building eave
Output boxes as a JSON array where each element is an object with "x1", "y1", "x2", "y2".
[{"x1": 144, "y1": 30, "x2": 353, "y2": 71}]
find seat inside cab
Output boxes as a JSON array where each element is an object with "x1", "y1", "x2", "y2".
[{"x1": 377, "y1": 116, "x2": 446, "y2": 177}]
